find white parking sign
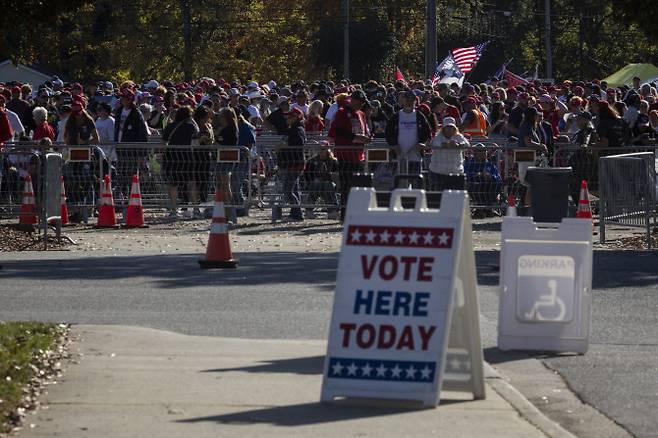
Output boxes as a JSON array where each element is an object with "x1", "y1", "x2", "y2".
[
  {"x1": 498, "y1": 217, "x2": 593, "y2": 354},
  {"x1": 321, "y1": 188, "x2": 484, "y2": 407}
]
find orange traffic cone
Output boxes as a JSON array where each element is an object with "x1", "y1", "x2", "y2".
[
  {"x1": 96, "y1": 175, "x2": 118, "y2": 228},
  {"x1": 576, "y1": 180, "x2": 593, "y2": 220},
  {"x1": 199, "y1": 190, "x2": 238, "y2": 269},
  {"x1": 19, "y1": 175, "x2": 37, "y2": 225},
  {"x1": 124, "y1": 174, "x2": 147, "y2": 228},
  {"x1": 49, "y1": 176, "x2": 69, "y2": 226},
  {"x1": 506, "y1": 194, "x2": 517, "y2": 217}
]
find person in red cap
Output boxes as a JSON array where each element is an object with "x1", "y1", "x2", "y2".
[
  {"x1": 114, "y1": 88, "x2": 149, "y2": 199},
  {"x1": 273, "y1": 107, "x2": 306, "y2": 221},
  {"x1": 6, "y1": 85, "x2": 30, "y2": 129},
  {"x1": 328, "y1": 89, "x2": 371, "y2": 221},
  {"x1": 461, "y1": 96, "x2": 487, "y2": 137},
  {"x1": 64, "y1": 103, "x2": 98, "y2": 145}
]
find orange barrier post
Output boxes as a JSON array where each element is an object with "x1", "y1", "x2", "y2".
[
  {"x1": 96, "y1": 175, "x2": 118, "y2": 228},
  {"x1": 199, "y1": 190, "x2": 238, "y2": 269},
  {"x1": 124, "y1": 174, "x2": 147, "y2": 228},
  {"x1": 19, "y1": 175, "x2": 37, "y2": 225},
  {"x1": 576, "y1": 180, "x2": 593, "y2": 220}
]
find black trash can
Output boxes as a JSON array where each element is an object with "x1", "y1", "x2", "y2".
[{"x1": 525, "y1": 167, "x2": 573, "y2": 223}]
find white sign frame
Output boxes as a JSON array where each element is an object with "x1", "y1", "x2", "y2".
[
  {"x1": 321, "y1": 188, "x2": 484, "y2": 407},
  {"x1": 498, "y1": 217, "x2": 593, "y2": 354}
]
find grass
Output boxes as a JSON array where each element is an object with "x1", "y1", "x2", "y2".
[{"x1": 0, "y1": 322, "x2": 59, "y2": 433}]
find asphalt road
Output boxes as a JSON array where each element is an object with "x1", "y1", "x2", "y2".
[{"x1": 0, "y1": 249, "x2": 655, "y2": 437}]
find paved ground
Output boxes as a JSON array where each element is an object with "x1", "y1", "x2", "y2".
[
  {"x1": 0, "y1": 215, "x2": 654, "y2": 437},
  {"x1": 17, "y1": 325, "x2": 554, "y2": 438}
]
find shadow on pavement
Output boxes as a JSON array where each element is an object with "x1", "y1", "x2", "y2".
[
  {"x1": 0, "y1": 252, "x2": 339, "y2": 290},
  {"x1": 202, "y1": 355, "x2": 325, "y2": 375},
  {"x1": 475, "y1": 249, "x2": 658, "y2": 289},
  {"x1": 483, "y1": 347, "x2": 580, "y2": 365},
  {"x1": 177, "y1": 399, "x2": 466, "y2": 427}
]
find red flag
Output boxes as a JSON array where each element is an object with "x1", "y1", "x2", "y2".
[
  {"x1": 503, "y1": 69, "x2": 528, "y2": 88},
  {"x1": 394, "y1": 67, "x2": 406, "y2": 83}
]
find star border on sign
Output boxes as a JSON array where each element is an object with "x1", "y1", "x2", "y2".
[
  {"x1": 350, "y1": 229, "x2": 362, "y2": 243},
  {"x1": 422, "y1": 230, "x2": 434, "y2": 245},
  {"x1": 332, "y1": 361, "x2": 344, "y2": 376}
]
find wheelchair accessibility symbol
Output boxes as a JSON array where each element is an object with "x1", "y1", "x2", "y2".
[
  {"x1": 524, "y1": 279, "x2": 566, "y2": 321},
  {"x1": 517, "y1": 255, "x2": 575, "y2": 323}
]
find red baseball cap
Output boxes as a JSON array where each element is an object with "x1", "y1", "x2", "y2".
[{"x1": 10, "y1": 86, "x2": 20, "y2": 94}]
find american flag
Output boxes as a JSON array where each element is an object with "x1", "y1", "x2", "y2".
[
  {"x1": 432, "y1": 54, "x2": 463, "y2": 85},
  {"x1": 451, "y1": 41, "x2": 490, "y2": 74}
]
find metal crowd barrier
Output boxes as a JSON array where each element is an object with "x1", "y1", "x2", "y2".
[
  {"x1": 553, "y1": 144, "x2": 658, "y2": 209},
  {"x1": 252, "y1": 142, "x2": 541, "y2": 216},
  {"x1": 111, "y1": 144, "x2": 253, "y2": 219},
  {"x1": 0, "y1": 148, "x2": 42, "y2": 221},
  {"x1": 14, "y1": 139, "x2": 656, "y2": 226},
  {"x1": 599, "y1": 152, "x2": 657, "y2": 249}
]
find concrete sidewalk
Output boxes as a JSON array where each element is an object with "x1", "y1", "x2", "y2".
[{"x1": 19, "y1": 326, "x2": 567, "y2": 438}]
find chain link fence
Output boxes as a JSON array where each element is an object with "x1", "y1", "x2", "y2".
[
  {"x1": 4, "y1": 139, "x2": 657, "y2": 233},
  {"x1": 599, "y1": 152, "x2": 657, "y2": 249}
]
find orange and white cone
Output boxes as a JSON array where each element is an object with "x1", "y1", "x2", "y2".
[
  {"x1": 506, "y1": 194, "x2": 517, "y2": 217},
  {"x1": 576, "y1": 180, "x2": 593, "y2": 220},
  {"x1": 124, "y1": 174, "x2": 147, "y2": 228},
  {"x1": 96, "y1": 175, "x2": 118, "y2": 228},
  {"x1": 19, "y1": 175, "x2": 37, "y2": 225},
  {"x1": 199, "y1": 190, "x2": 238, "y2": 269},
  {"x1": 49, "y1": 176, "x2": 69, "y2": 226}
]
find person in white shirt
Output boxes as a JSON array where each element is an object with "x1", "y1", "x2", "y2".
[
  {"x1": 396, "y1": 94, "x2": 420, "y2": 173},
  {"x1": 290, "y1": 90, "x2": 309, "y2": 116},
  {"x1": 56, "y1": 105, "x2": 71, "y2": 143},
  {"x1": 429, "y1": 117, "x2": 469, "y2": 191},
  {"x1": 246, "y1": 91, "x2": 264, "y2": 127},
  {"x1": 95, "y1": 102, "x2": 116, "y2": 162},
  {"x1": 5, "y1": 108, "x2": 24, "y2": 140},
  {"x1": 324, "y1": 93, "x2": 349, "y2": 130}
]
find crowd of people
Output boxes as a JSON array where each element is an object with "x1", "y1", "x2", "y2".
[{"x1": 1, "y1": 72, "x2": 657, "y2": 222}]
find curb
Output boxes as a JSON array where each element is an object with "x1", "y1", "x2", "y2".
[{"x1": 485, "y1": 363, "x2": 577, "y2": 438}]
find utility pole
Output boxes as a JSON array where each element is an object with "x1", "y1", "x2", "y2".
[
  {"x1": 343, "y1": 0, "x2": 349, "y2": 80},
  {"x1": 544, "y1": 0, "x2": 552, "y2": 81},
  {"x1": 425, "y1": 0, "x2": 437, "y2": 79},
  {"x1": 181, "y1": 0, "x2": 193, "y2": 81}
]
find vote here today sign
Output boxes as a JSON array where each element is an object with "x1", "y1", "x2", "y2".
[{"x1": 321, "y1": 190, "x2": 462, "y2": 406}]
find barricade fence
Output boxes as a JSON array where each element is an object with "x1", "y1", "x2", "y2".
[
  {"x1": 4, "y1": 140, "x2": 656, "y2": 225},
  {"x1": 553, "y1": 144, "x2": 658, "y2": 208},
  {"x1": 599, "y1": 152, "x2": 657, "y2": 249},
  {"x1": 0, "y1": 150, "x2": 42, "y2": 222}
]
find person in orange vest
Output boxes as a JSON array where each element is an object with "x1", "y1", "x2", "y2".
[{"x1": 460, "y1": 97, "x2": 488, "y2": 138}]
